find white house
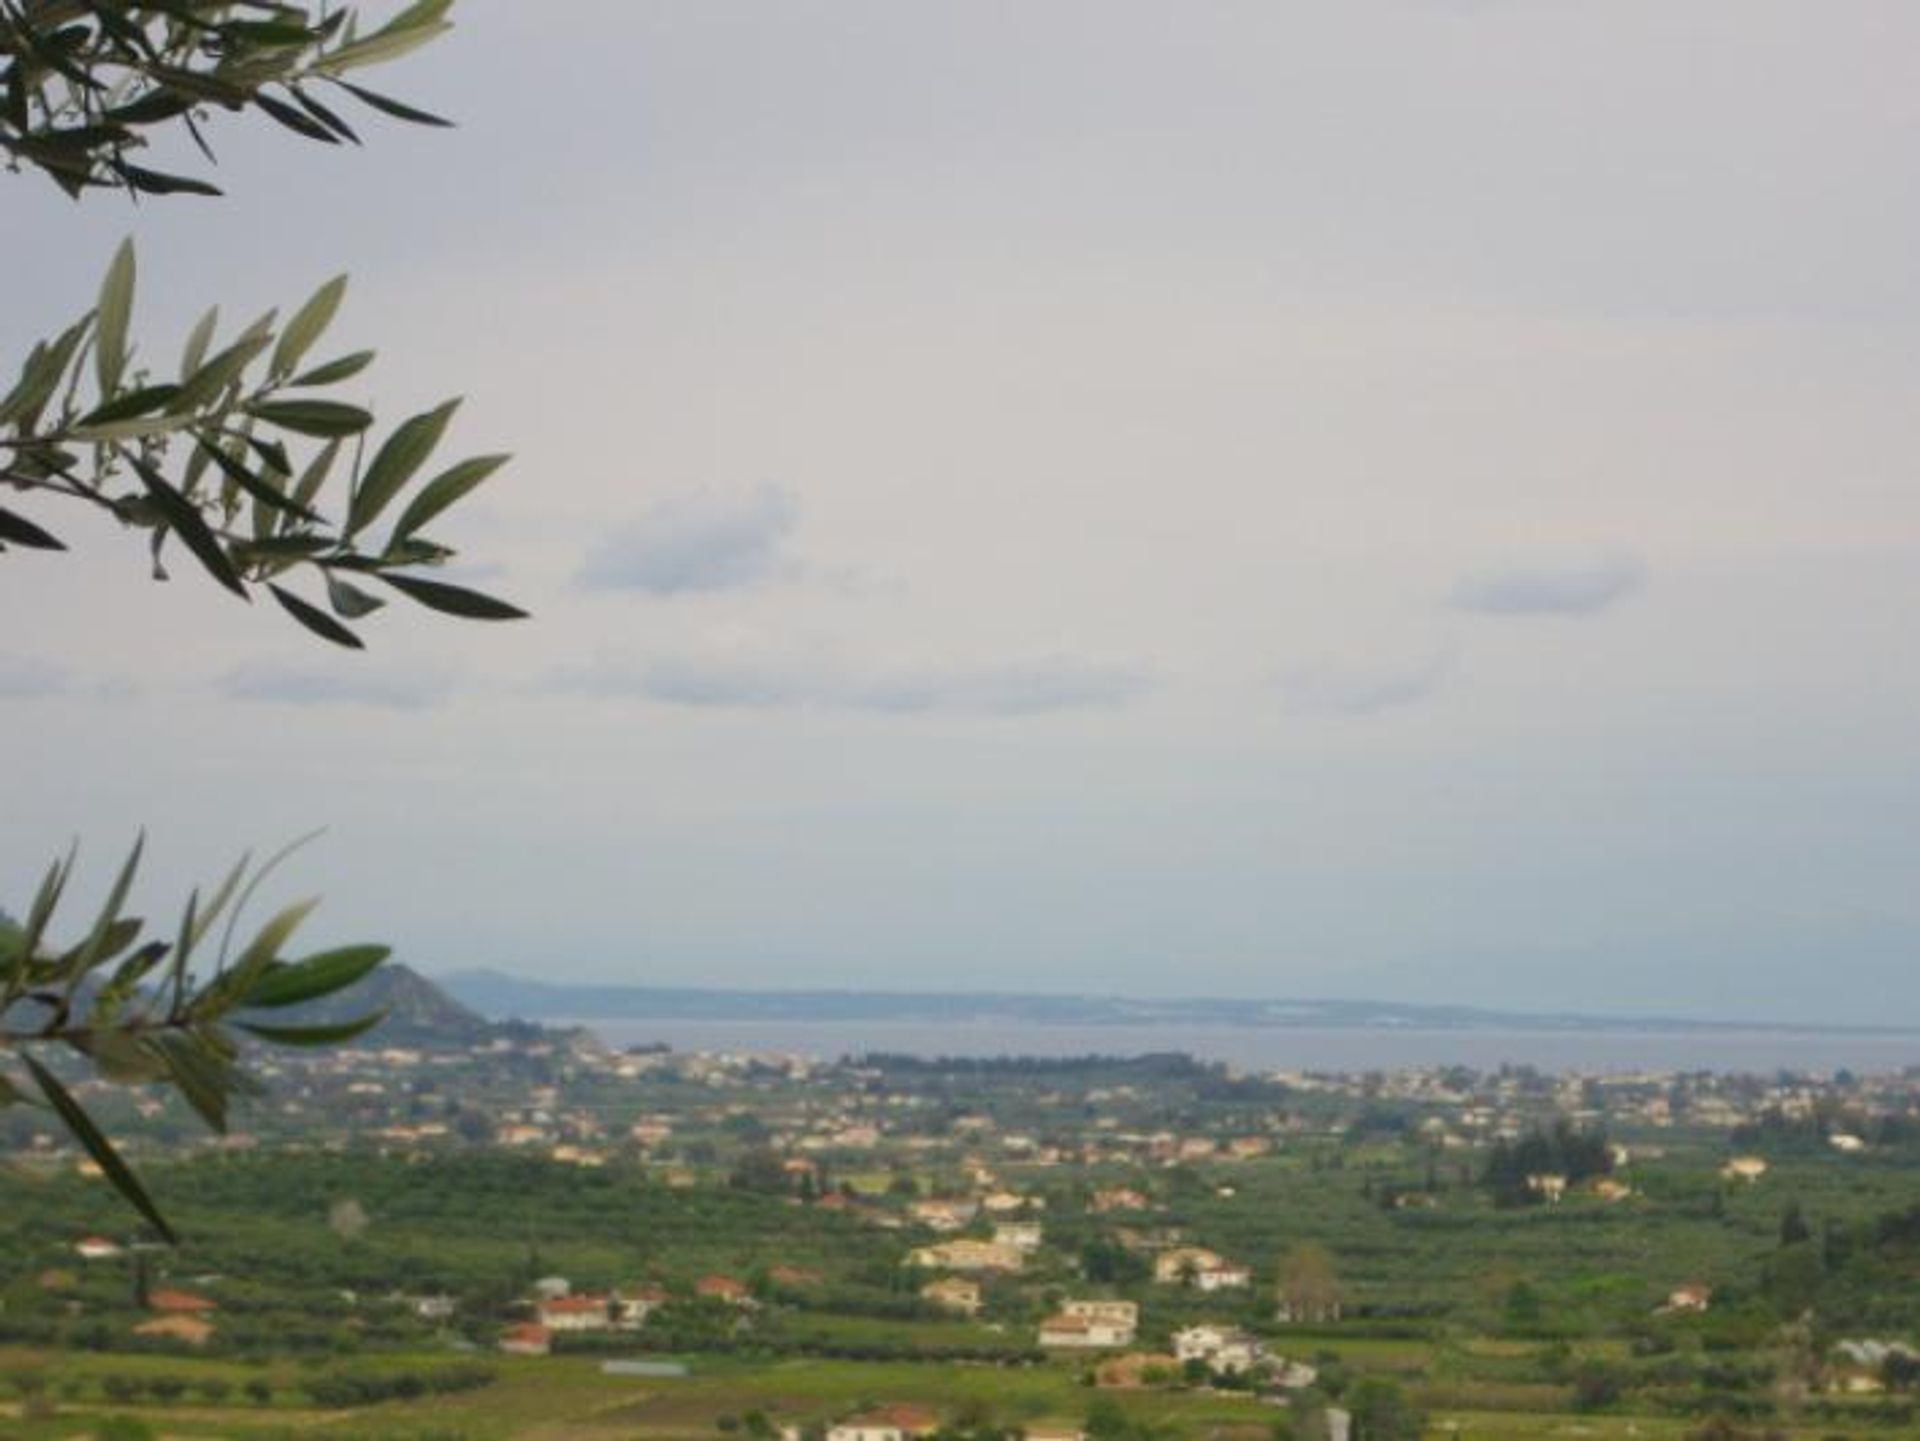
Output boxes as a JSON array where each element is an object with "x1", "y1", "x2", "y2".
[
  {"x1": 906, "y1": 1239, "x2": 1024, "y2": 1273},
  {"x1": 1174, "y1": 1324, "x2": 1267, "y2": 1376},
  {"x1": 994, "y1": 1221, "x2": 1044, "y2": 1252},
  {"x1": 1061, "y1": 1298, "x2": 1139, "y2": 1328},
  {"x1": 827, "y1": 1406, "x2": 941, "y2": 1441},
  {"x1": 1039, "y1": 1304, "x2": 1137, "y2": 1349},
  {"x1": 536, "y1": 1295, "x2": 613, "y2": 1333},
  {"x1": 1194, "y1": 1260, "x2": 1252, "y2": 1292}
]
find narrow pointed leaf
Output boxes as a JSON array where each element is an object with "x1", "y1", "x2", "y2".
[
  {"x1": 269, "y1": 584, "x2": 363, "y2": 648},
  {"x1": 195, "y1": 439, "x2": 319, "y2": 522},
  {"x1": 391, "y1": 453, "x2": 507, "y2": 542},
  {"x1": 23, "y1": 1056, "x2": 177, "y2": 1244},
  {"x1": 243, "y1": 944, "x2": 389, "y2": 1009},
  {"x1": 330, "y1": 78, "x2": 453, "y2": 127},
  {"x1": 272, "y1": 275, "x2": 347, "y2": 378},
  {"x1": 180, "y1": 306, "x2": 220, "y2": 380},
  {"x1": 78, "y1": 383, "x2": 183, "y2": 427},
  {"x1": 95, "y1": 238, "x2": 136, "y2": 396},
  {"x1": 379, "y1": 571, "x2": 526, "y2": 620},
  {"x1": 347, "y1": 399, "x2": 458, "y2": 537},
  {"x1": 0, "y1": 507, "x2": 65, "y2": 550},
  {"x1": 246, "y1": 399, "x2": 372, "y2": 437},
  {"x1": 290, "y1": 350, "x2": 374, "y2": 387},
  {"x1": 129, "y1": 457, "x2": 247, "y2": 599},
  {"x1": 240, "y1": 1010, "x2": 386, "y2": 1047}
]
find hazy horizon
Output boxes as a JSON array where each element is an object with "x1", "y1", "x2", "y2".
[{"x1": 7, "y1": 3, "x2": 1920, "y2": 1027}]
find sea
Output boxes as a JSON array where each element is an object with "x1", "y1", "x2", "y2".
[{"x1": 574, "y1": 1018, "x2": 1920, "y2": 1076}]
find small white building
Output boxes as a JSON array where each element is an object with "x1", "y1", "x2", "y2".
[
  {"x1": 536, "y1": 1295, "x2": 613, "y2": 1333},
  {"x1": 1039, "y1": 1304, "x2": 1137, "y2": 1349},
  {"x1": 993, "y1": 1221, "x2": 1044, "y2": 1252},
  {"x1": 1174, "y1": 1324, "x2": 1267, "y2": 1375},
  {"x1": 1061, "y1": 1298, "x2": 1139, "y2": 1328},
  {"x1": 827, "y1": 1406, "x2": 940, "y2": 1441}
]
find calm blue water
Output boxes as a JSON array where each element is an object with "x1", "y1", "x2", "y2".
[{"x1": 577, "y1": 1018, "x2": 1920, "y2": 1076}]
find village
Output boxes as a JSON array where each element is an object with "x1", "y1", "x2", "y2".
[{"x1": 9, "y1": 1000, "x2": 1920, "y2": 1439}]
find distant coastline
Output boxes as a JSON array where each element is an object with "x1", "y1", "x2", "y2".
[{"x1": 438, "y1": 967, "x2": 1918, "y2": 1039}]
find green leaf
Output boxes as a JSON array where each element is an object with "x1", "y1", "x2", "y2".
[
  {"x1": 22, "y1": 1056, "x2": 177, "y2": 1244},
  {"x1": 317, "y1": 14, "x2": 453, "y2": 75},
  {"x1": 95, "y1": 238, "x2": 136, "y2": 398},
  {"x1": 223, "y1": 18, "x2": 322, "y2": 46},
  {"x1": 202, "y1": 895, "x2": 321, "y2": 1019},
  {"x1": 325, "y1": 572, "x2": 386, "y2": 619},
  {"x1": 67, "y1": 833, "x2": 145, "y2": 981},
  {"x1": 379, "y1": 571, "x2": 526, "y2": 620},
  {"x1": 233, "y1": 896, "x2": 320, "y2": 976},
  {"x1": 75, "y1": 1029, "x2": 167, "y2": 1085},
  {"x1": 329, "y1": 77, "x2": 452, "y2": 127},
  {"x1": 243, "y1": 944, "x2": 390, "y2": 1009},
  {"x1": 0, "y1": 507, "x2": 65, "y2": 551},
  {"x1": 111, "y1": 162, "x2": 222, "y2": 197},
  {"x1": 185, "y1": 855, "x2": 250, "y2": 960},
  {"x1": 245, "y1": 436, "x2": 293, "y2": 477},
  {"x1": 128, "y1": 457, "x2": 248, "y2": 600},
  {"x1": 57, "y1": 915, "x2": 144, "y2": 975},
  {"x1": 78, "y1": 384, "x2": 183, "y2": 428},
  {"x1": 23, "y1": 845, "x2": 76, "y2": 960},
  {"x1": 240, "y1": 1011, "x2": 386, "y2": 1047},
  {"x1": 391, "y1": 453, "x2": 507, "y2": 543},
  {"x1": 347, "y1": 399, "x2": 459, "y2": 538},
  {"x1": 175, "y1": 332, "x2": 272, "y2": 411},
  {"x1": 269, "y1": 584, "x2": 364, "y2": 648},
  {"x1": 194, "y1": 438, "x2": 319, "y2": 523},
  {"x1": 179, "y1": 306, "x2": 220, "y2": 381},
  {"x1": 289, "y1": 87, "x2": 361, "y2": 145},
  {"x1": 70, "y1": 412, "x2": 196, "y2": 443},
  {"x1": 147, "y1": 1032, "x2": 235, "y2": 1133},
  {"x1": 255, "y1": 91, "x2": 339, "y2": 144},
  {"x1": 245, "y1": 399, "x2": 373, "y2": 438},
  {"x1": 290, "y1": 350, "x2": 374, "y2": 387},
  {"x1": 290, "y1": 438, "x2": 341, "y2": 514},
  {"x1": 272, "y1": 275, "x2": 347, "y2": 379},
  {"x1": 3, "y1": 318, "x2": 91, "y2": 431}
]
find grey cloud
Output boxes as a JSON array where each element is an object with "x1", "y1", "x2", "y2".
[
  {"x1": 0, "y1": 653, "x2": 70, "y2": 697},
  {"x1": 0, "y1": 654, "x2": 135, "y2": 701},
  {"x1": 1277, "y1": 653, "x2": 1453, "y2": 717},
  {"x1": 845, "y1": 660, "x2": 1152, "y2": 715},
  {"x1": 577, "y1": 484, "x2": 800, "y2": 595},
  {"x1": 218, "y1": 662, "x2": 456, "y2": 711},
  {"x1": 1450, "y1": 553, "x2": 1648, "y2": 617},
  {"x1": 553, "y1": 652, "x2": 1153, "y2": 716}
]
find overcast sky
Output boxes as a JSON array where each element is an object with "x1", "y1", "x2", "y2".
[{"x1": 6, "y1": 2, "x2": 1920, "y2": 1023}]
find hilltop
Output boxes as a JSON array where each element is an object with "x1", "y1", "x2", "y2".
[{"x1": 261, "y1": 961, "x2": 498, "y2": 1048}]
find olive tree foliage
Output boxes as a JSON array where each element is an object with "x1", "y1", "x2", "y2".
[{"x1": 0, "y1": 0, "x2": 519, "y2": 1240}]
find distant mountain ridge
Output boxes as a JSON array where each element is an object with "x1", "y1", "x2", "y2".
[
  {"x1": 436, "y1": 968, "x2": 1915, "y2": 1036},
  {"x1": 266, "y1": 962, "x2": 496, "y2": 1046}
]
